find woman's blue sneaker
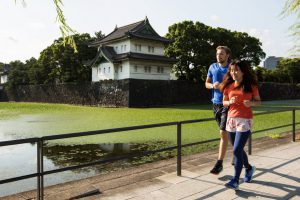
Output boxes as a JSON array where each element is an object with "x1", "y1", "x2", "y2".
[
  {"x1": 225, "y1": 179, "x2": 239, "y2": 190},
  {"x1": 244, "y1": 166, "x2": 256, "y2": 183}
]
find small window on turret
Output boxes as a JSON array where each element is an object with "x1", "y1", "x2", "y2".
[
  {"x1": 134, "y1": 65, "x2": 138, "y2": 72},
  {"x1": 148, "y1": 46, "x2": 154, "y2": 53},
  {"x1": 135, "y1": 44, "x2": 141, "y2": 52}
]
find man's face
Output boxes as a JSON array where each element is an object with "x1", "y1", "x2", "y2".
[{"x1": 216, "y1": 49, "x2": 229, "y2": 64}]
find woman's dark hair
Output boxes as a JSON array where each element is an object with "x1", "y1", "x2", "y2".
[{"x1": 220, "y1": 59, "x2": 258, "y2": 92}]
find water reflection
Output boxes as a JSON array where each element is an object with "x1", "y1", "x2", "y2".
[
  {"x1": 43, "y1": 141, "x2": 174, "y2": 173},
  {"x1": 0, "y1": 141, "x2": 174, "y2": 197}
]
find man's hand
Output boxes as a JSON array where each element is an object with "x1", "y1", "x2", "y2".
[{"x1": 213, "y1": 81, "x2": 220, "y2": 89}]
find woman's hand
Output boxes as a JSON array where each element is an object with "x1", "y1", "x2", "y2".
[
  {"x1": 229, "y1": 96, "x2": 238, "y2": 105},
  {"x1": 243, "y1": 100, "x2": 252, "y2": 107}
]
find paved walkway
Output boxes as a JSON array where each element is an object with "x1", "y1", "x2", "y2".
[
  {"x1": 2, "y1": 136, "x2": 300, "y2": 200},
  {"x1": 99, "y1": 141, "x2": 300, "y2": 200}
]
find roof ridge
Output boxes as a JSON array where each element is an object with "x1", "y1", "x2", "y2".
[{"x1": 117, "y1": 19, "x2": 144, "y2": 30}]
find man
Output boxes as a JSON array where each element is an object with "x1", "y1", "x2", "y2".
[{"x1": 205, "y1": 46, "x2": 231, "y2": 175}]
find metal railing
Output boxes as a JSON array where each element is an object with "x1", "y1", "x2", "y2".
[{"x1": 0, "y1": 108, "x2": 299, "y2": 199}]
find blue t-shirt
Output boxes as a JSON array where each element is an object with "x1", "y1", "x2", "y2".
[{"x1": 207, "y1": 63, "x2": 229, "y2": 104}]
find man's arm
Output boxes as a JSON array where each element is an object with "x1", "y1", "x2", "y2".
[{"x1": 205, "y1": 77, "x2": 219, "y2": 89}]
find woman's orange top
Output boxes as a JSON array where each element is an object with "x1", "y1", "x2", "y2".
[{"x1": 224, "y1": 83, "x2": 259, "y2": 119}]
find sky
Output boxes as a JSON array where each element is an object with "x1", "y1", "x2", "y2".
[{"x1": 0, "y1": 0, "x2": 297, "y2": 65}]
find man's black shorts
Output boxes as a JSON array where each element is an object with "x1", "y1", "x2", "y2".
[{"x1": 213, "y1": 104, "x2": 228, "y2": 131}]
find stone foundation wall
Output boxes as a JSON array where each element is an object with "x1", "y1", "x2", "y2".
[{"x1": 1, "y1": 80, "x2": 299, "y2": 107}]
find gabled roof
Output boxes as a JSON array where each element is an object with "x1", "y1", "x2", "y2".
[
  {"x1": 89, "y1": 46, "x2": 177, "y2": 67},
  {"x1": 90, "y1": 17, "x2": 173, "y2": 46}
]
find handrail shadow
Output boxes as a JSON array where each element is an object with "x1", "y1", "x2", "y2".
[{"x1": 187, "y1": 156, "x2": 300, "y2": 199}]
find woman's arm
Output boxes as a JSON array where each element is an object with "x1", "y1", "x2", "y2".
[
  {"x1": 243, "y1": 95, "x2": 261, "y2": 107},
  {"x1": 223, "y1": 94, "x2": 230, "y2": 107},
  {"x1": 252, "y1": 95, "x2": 261, "y2": 106}
]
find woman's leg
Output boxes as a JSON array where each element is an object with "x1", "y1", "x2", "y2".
[
  {"x1": 228, "y1": 131, "x2": 235, "y2": 147},
  {"x1": 232, "y1": 130, "x2": 251, "y2": 181}
]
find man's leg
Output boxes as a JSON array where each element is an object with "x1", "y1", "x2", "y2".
[
  {"x1": 218, "y1": 130, "x2": 228, "y2": 160},
  {"x1": 210, "y1": 105, "x2": 228, "y2": 175},
  {"x1": 210, "y1": 130, "x2": 228, "y2": 174}
]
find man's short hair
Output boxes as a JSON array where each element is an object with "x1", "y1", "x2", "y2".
[{"x1": 216, "y1": 46, "x2": 231, "y2": 55}]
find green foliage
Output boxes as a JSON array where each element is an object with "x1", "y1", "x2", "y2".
[
  {"x1": 35, "y1": 33, "x2": 97, "y2": 84},
  {"x1": 277, "y1": 58, "x2": 300, "y2": 83},
  {"x1": 3, "y1": 32, "x2": 99, "y2": 86},
  {"x1": 165, "y1": 21, "x2": 266, "y2": 82},
  {"x1": 6, "y1": 60, "x2": 29, "y2": 88},
  {"x1": 281, "y1": 0, "x2": 300, "y2": 56},
  {"x1": 94, "y1": 30, "x2": 105, "y2": 40},
  {"x1": 0, "y1": 62, "x2": 4, "y2": 70},
  {"x1": 254, "y1": 58, "x2": 300, "y2": 83},
  {"x1": 53, "y1": 0, "x2": 78, "y2": 52}
]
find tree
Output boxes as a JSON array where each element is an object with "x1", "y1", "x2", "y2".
[
  {"x1": 277, "y1": 58, "x2": 300, "y2": 83},
  {"x1": 281, "y1": 0, "x2": 300, "y2": 56},
  {"x1": 254, "y1": 58, "x2": 300, "y2": 84},
  {"x1": 26, "y1": 57, "x2": 42, "y2": 85},
  {"x1": 35, "y1": 33, "x2": 97, "y2": 84},
  {"x1": 165, "y1": 21, "x2": 265, "y2": 82},
  {"x1": 6, "y1": 60, "x2": 29, "y2": 88},
  {"x1": 0, "y1": 62, "x2": 4, "y2": 71},
  {"x1": 94, "y1": 31, "x2": 105, "y2": 40}
]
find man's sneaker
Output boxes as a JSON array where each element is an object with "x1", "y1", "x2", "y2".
[
  {"x1": 210, "y1": 164, "x2": 223, "y2": 175},
  {"x1": 225, "y1": 179, "x2": 239, "y2": 190},
  {"x1": 244, "y1": 166, "x2": 256, "y2": 183}
]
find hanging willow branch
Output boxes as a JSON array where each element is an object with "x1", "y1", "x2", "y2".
[
  {"x1": 281, "y1": 0, "x2": 300, "y2": 56},
  {"x1": 53, "y1": 0, "x2": 78, "y2": 52},
  {"x1": 14, "y1": 0, "x2": 78, "y2": 52}
]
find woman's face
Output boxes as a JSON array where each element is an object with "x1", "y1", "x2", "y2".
[{"x1": 230, "y1": 65, "x2": 244, "y2": 82}]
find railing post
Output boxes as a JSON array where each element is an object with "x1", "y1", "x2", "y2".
[
  {"x1": 37, "y1": 140, "x2": 41, "y2": 200},
  {"x1": 37, "y1": 139, "x2": 44, "y2": 200},
  {"x1": 177, "y1": 122, "x2": 182, "y2": 176},
  {"x1": 41, "y1": 140, "x2": 44, "y2": 200},
  {"x1": 293, "y1": 109, "x2": 296, "y2": 142},
  {"x1": 248, "y1": 132, "x2": 252, "y2": 155}
]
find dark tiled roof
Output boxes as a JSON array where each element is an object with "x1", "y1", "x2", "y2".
[
  {"x1": 89, "y1": 46, "x2": 176, "y2": 66},
  {"x1": 113, "y1": 52, "x2": 177, "y2": 63},
  {"x1": 90, "y1": 18, "x2": 172, "y2": 46},
  {"x1": 100, "y1": 46, "x2": 116, "y2": 61}
]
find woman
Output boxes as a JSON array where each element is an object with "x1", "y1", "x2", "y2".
[{"x1": 220, "y1": 59, "x2": 261, "y2": 190}]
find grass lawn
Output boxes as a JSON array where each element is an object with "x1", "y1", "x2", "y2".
[{"x1": 0, "y1": 100, "x2": 300, "y2": 146}]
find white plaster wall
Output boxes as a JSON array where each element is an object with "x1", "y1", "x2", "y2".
[
  {"x1": 107, "y1": 40, "x2": 131, "y2": 54},
  {"x1": 92, "y1": 67, "x2": 98, "y2": 82},
  {"x1": 0, "y1": 75, "x2": 8, "y2": 84},
  {"x1": 129, "y1": 61, "x2": 172, "y2": 80},
  {"x1": 92, "y1": 62, "x2": 115, "y2": 81},
  {"x1": 115, "y1": 61, "x2": 130, "y2": 80},
  {"x1": 129, "y1": 39, "x2": 165, "y2": 56}
]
